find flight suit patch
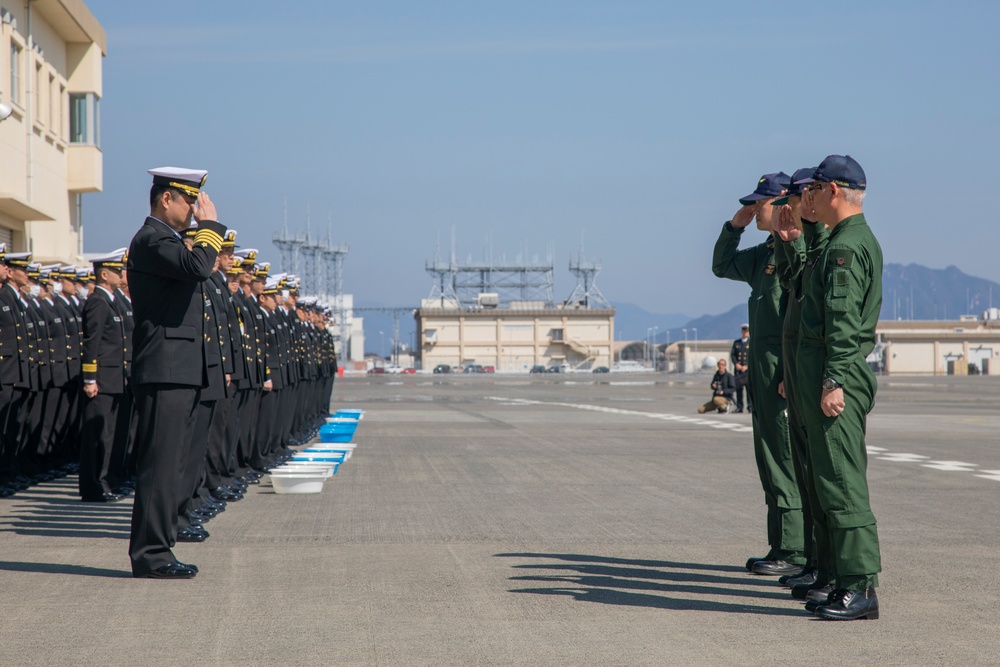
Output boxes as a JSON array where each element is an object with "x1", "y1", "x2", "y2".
[
  {"x1": 764, "y1": 264, "x2": 776, "y2": 275},
  {"x1": 827, "y1": 249, "x2": 854, "y2": 269}
]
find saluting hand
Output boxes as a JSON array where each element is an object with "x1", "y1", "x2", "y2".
[
  {"x1": 821, "y1": 387, "x2": 845, "y2": 417},
  {"x1": 729, "y1": 205, "x2": 756, "y2": 229},
  {"x1": 194, "y1": 192, "x2": 218, "y2": 222},
  {"x1": 775, "y1": 205, "x2": 801, "y2": 242}
]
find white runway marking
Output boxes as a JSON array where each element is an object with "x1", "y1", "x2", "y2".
[
  {"x1": 486, "y1": 396, "x2": 755, "y2": 434},
  {"x1": 875, "y1": 453, "x2": 930, "y2": 462},
  {"x1": 921, "y1": 461, "x2": 979, "y2": 472},
  {"x1": 485, "y1": 397, "x2": 1000, "y2": 484}
]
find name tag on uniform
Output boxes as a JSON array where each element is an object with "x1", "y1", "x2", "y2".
[
  {"x1": 1, "y1": 306, "x2": 8, "y2": 312},
  {"x1": 215, "y1": 288, "x2": 222, "y2": 294},
  {"x1": 54, "y1": 317, "x2": 62, "y2": 323},
  {"x1": 113, "y1": 317, "x2": 122, "y2": 322}
]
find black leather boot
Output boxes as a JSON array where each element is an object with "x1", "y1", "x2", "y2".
[{"x1": 814, "y1": 587, "x2": 879, "y2": 620}]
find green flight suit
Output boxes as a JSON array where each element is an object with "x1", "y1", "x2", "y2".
[
  {"x1": 775, "y1": 221, "x2": 831, "y2": 578},
  {"x1": 796, "y1": 213, "x2": 882, "y2": 590},
  {"x1": 713, "y1": 223, "x2": 804, "y2": 563}
]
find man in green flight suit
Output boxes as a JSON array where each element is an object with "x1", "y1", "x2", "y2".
[
  {"x1": 712, "y1": 172, "x2": 805, "y2": 577},
  {"x1": 795, "y1": 155, "x2": 883, "y2": 621},
  {"x1": 772, "y1": 169, "x2": 833, "y2": 599}
]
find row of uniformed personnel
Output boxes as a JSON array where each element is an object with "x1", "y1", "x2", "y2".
[
  {"x1": 125, "y1": 167, "x2": 341, "y2": 578},
  {"x1": 0, "y1": 178, "x2": 339, "y2": 572},
  {"x1": 713, "y1": 155, "x2": 883, "y2": 621},
  {"x1": 0, "y1": 254, "x2": 93, "y2": 496}
]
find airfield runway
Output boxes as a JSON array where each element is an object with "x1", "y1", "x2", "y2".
[{"x1": 1, "y1": 373, "x2": 998, "y2": 665}]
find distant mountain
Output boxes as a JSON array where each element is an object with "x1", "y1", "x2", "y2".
[
  {"x1": 676, "y1": 263, "x2": 1000, "y2": 341},
  {"x1": 679, "y1": 303, "x2": 748, "y2": 342},
  {"x1": 881, "y1": 264, "x2": 998, "y2": 321},
  {"x1": 610, "y1": 302, "x2": 691, "y2": 342}
]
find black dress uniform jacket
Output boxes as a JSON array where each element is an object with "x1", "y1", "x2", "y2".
[{"x1": 81, "y1": 287, "x2": 126, "y2": 395}]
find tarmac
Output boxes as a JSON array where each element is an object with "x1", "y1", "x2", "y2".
[{"x1": 2, "y1": 373, "x2": 999, "y2": 666}]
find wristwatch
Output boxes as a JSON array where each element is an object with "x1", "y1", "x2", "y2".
[{"x1": 822, "y1": 377, "x2": 843, "y2": 391}]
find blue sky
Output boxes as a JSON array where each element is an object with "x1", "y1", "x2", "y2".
[{"x1": 83, "y1": 0, "x2": 1000, "y2": 318}]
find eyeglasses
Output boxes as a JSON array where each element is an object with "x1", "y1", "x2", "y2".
[{"x1": 805, "y1": 183, "x2": 826, "y2": 192}]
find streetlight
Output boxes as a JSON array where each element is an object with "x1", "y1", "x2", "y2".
[
  {"x1": 379, "y1": 330, "x2": 384, "y2": 361},
  {"x1": 682, "y1": 328, "x2": 688, "y2": 373},
  {"x1": 693, "y1": 327, "x2": 698, "y2": 357},
  {"x1": 652, "y1": 326, "x2": 659, "y2": 370},
  {"x1": 0, "y1": 102, "x2": 13, "y2": 122}
]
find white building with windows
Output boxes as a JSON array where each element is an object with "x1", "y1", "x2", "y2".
[
  {"x1": 0, "y1": 0, "x2": 104, "y2": 260},
  {"x1": 416, "y1": 302, "x2": 615, "y2": 372}
]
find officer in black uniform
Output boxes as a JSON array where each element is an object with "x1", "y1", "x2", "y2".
[
  {"x1": 79, "y1": 251, "x2": 128, "y2": 502},
  {"x1": 730, "y1": 325, "x2": 751, "y2": 413},
  {"x1": 0, "y1": 248, "x2": 33, "y2": 496},
  {"x1": 126, "y1": 167, "x2": 226, "y2": 579},
  {"x1": 49, "y1": 265, "x2": 84, "y2": 471},
  {"x1": 35, "y1": 266, "x2": 71, "y2": 475}
]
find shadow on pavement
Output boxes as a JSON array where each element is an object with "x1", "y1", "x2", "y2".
[
  {"x1": 0, "y1": 478, "x2": 132, "y2": 540},
  {"x1": 0, "y1": 560, "x2": 130, "y2": 578},
  {"x1": 496, "y1": 552, "x2": 804, "y2": 617}
]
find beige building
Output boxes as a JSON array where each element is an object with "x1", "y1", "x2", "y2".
[
  {"x1": 0, "y1": 0, "x2": 104, "y2": 260},
  {"x1": 416, "y1": 303, "x2": 615, "y2": 372},
  {"x1": 880, "y1": 317, "x2": 1000, "y2": 375}
]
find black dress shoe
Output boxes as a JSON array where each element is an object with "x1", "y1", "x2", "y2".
[
  {"x1": 814, "y1": 588, "x2": 879, "y2": 620},
  {"x1": 781, "y1": 567, "x2": 817, "y2": 587},
  {"x1": 176, "y1": 527, "x2": 209, "y2": 542},
  {"x1": 81, "y1": 492, "x2": 123, "y2": 503},
  {"x1": 745, "y1": 550, "x2": 775, "y2": 571},
  {"x1": 750, "y1": 558, "x2": 803, "y2": 576},
  {"x1": 791, "y1": 581, "x2": 831, "y2": 600},
  {"x1": 135, "y1": 562, "x2": 197, "y2": 579},
  {"x1": 805, "y1": 590, "x2": 835, "y2": 613}
]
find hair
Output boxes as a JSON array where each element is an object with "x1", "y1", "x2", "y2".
[
  {"x1": 149, "y1": 185, "x2": 182, "y2": 209},
  {"x1": 94, "y1": 266, "x2": 116, "y2": 285},
  {"x1": 842, "y1": 188, "x2": 866, "y2": 207}
]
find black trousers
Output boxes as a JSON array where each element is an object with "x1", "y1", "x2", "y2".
[
  {"x1": 129, "y1": 384, "x2": 203, "y2": 576},
  {"x1": 734, "y1": 372, "x2": 750, "y2": 411},
  {"x1": 233, "y1": 388, "x2": 258, "y2": 476},
  {"x1": 253, "y1": 388, "x2": 279, "y2": 467},
  {"x1": 205, "y1": 390, "x2": 237, "y2": 491},
  {"x1": 0, "y1": 386, "x2": 29, "y2": 482},
  {"x1": 179, "y1": 399, "x2": 218, "y2": 529},
  {"x1": 79, "y1": 392, "x2": 123, "y2": 498}
]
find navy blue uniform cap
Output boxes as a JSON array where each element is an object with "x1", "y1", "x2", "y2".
[
  {"x1": 794, "y1": 155, "x2": 866, "y2": 190},
  {"x1": 772, "y1": 167, "x2": 819, "y2": 205},
  {"x1": 739, "y1": 172, "x2": 791, "y2": 205}
]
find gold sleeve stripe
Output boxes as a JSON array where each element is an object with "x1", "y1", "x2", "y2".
[
  {"x1": 82, "y1": 363, "x2": 97, "y2": 372},
  {"x1": 194, "y1": 230, "x2": 223, "y2": 252}
]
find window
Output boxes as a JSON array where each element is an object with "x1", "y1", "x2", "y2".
[
  {"x1": 70, "y1": 92, "x2": 100, "y2": 146},
  {"x1": 10, "y1": 41, "x2": 22, "y2": 105},
  {"x1": 48, "y1": 73, "x2": 55, "y2": 127},
  {"x1": 34, "y1": 61, "x2": 41, "y2": 121}
]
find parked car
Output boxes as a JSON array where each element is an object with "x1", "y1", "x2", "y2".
[
  {"x1": 433, "y1": 364, "x2": 451, "y2": 374},
  {"x1": 592, "y1": 366, "x2": 610, "y2": 373},
  {"x1": 545, "y1": 366, "x2": 561, "y2": 373},
  {"x1": 385, "y1": 365, "x2": 404, "y2": 374},
  {"x1": 529, "y1": 365, "x2": 546, "y2": 374},
  {"x1": 402, "y1": 368, "x2": 416, "y2": 375},
  {"x1": 464, "y1": 364, "x2": 484, "y2": 373},
  {"x1": 483, "y1": 365, "x2": 495, "y2": 373},
  {"x1": 367, "y1": 366, "x2": 385, "y2": 375}
]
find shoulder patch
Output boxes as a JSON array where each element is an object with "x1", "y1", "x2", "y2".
[{"x1": 827, "y1": 249, "x2": 854, "y2": 269}]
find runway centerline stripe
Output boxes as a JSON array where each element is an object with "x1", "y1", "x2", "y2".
[{"x1": 484, "y1": 397, "x2": 1000, "y2": 484}]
